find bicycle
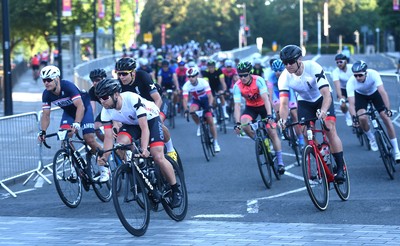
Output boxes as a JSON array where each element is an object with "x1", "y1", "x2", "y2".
[
  {"x1": 287, "y1": 116, "x2": 350, "y2": 211},
  {"x1": 214, "y1": 92, "x2": 227, "y2": 134},
  {"x1": 99, "y1": 141, "x2": 188, "y2": 237},
  {"x1": 282, "y1": 114, "x2": 302, "y2": 166},
  {"x1": 353, "y1": 123, "x2": 370, "y2": 150},
  {"x1": 164, "y1": 89, "x2": 176, "y2": 129},
  {"x1": 188, "y1": 110, "x2": 215, "y2": 162},
  {"x1": 43, "y1": 129, "x2": 112, "y2": 208},
  {"x1": 241, "y1": 118, "x2": 280, "y2": 189},
  {"x1": 356, "y1": 103, "x2": 396, "y2": 179}
]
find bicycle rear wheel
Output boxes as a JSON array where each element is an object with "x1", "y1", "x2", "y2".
[
  {"x1": 89, "y1": 154, "x2": 112, "y2": 202},
  {"x1": 161, "y1": 156, "x2": 188, "y2": 221},
  {"x1": 52, "y1": 149, "x2": 82, "y2": 208},
  {"x1": 200, "y1": 123, "x2": 211, "y2": 161},
  {"x1": 112, "y1": 164, "x2": 150, "y2": 237},
  {"x1": 255, "y1": 138, "x2": 272, "y2": 189},
  {"x1": 168, "y1": 101, "x2": 175, "y2": 129},
  {"x1": 333, "y1": 161, "x2": 350, "y2": 201},
  {"x1": 375, "y1": 131, "x2": 395, "y2": 180},
  {"x1": 216, "y1": 104, "x2": 227, "y2": 134},
  {"x1": 302, "y1": 145, "x2": 329, "y2": 211}
]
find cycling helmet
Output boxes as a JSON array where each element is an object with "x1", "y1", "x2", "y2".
[
  {"x1": 95, "y1": 78, "x2": 122, "y2": 98},
  {"x1": 89, "y1": 68, "x2": 107, "y2": 81},
  {"x1": 178, "y1": 61, "x2": 185, "y2": 66},
  {"x1": 187, "y1": 61, "x2": 196, "y2": 68},
  {"x1": 186, "y1": 67, "x2": 200, "y2": 77},
  {"x1": 253, "y1": 58, "x2": 262, "y2": 65},
  {"x1": 138, "y1": 57, "x2": 149, "y2": 66},
  {"x1": 156, "y1": 55, "x2": 163, "y2": 61},
  {"x1": 207, "y1": 59, "x2": 216, "y2": 66},
  {"x1": 335, "y1": 53, "x2": 349, "y2": 62},
  {"x1": 115, "y1": 57, "x2": 136, "y2": 71},
  {"x1": 269, "y1": 58, "x2": 277, "y2": 67},
  {"x1": 224, "y1": 59, "x2": 234, "y2": 67},
  {"x1": 280, "y1": 45, "x2": 302, "y2": 64},
  {"x1": 351, "y1": 60, "x2": 368, "y2": 73},
  {"x1": 271, "y1": 59, "x2": 285, "y2": 72},
  {"x1": 237, "y1": 61, "x2": 253, "y2": 73},
  {"x1": 40, "y1": 65, "x2": 60, "y2": 79},
  {"x1": 161, "y1": 60, "x2": 169, "y2": 66}
]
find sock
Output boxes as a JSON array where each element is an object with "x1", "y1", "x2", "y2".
[
  {"x1": 165, "y1": 138, "x2": 174, "y2": 153},
  {"x1": 276, "y1": 151, "x2": 284, "y2": 165},
  {"x1": 365, "y1": 129, "x2": 375, "y2": 141},
  {"x1": 390, "y1": 138, "x2": 400, "y2": 153},
  {"x1": 332, "y1": 152, "x2": 344, "y2": 171}
]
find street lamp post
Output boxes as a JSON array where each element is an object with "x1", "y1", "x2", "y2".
[
  {"x1": 300, "y1": 0, "x2": 303, "y2": 50},
  {"x1": 376, "y1": 28, "x2": 380, "y2": 53},
  {"x1": 237, "y1": 3, "x2": 247, "y2": 48},
  {"x1": 92, "y1": 0, "x2": 97, "y2": 59}
]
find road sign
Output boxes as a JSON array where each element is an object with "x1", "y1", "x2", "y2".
[{"x1": 144, "y1": 32, "x2": 152, "y2": 43}]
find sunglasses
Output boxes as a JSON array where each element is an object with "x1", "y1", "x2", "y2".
[
  {"x1": 336, "y1": 60, "x2": 345, "y2": 64},
  {"x1": 91, "y1": 77, "x2": 103, "y2": 83},
  {"x1": 354, "y1": 73, "x2": 365, "y2": 78},
  {"x1": 274, "y1": 69, "x2": 284, "y2": 73},
  {"x1": 238, "y1": 73, "x2": 249, "y2": 78},
  {"x1": 117, "y1": 71, "x2": 131, "y2": 77},
  {"x1": 42, "y1": 78, "x2": 53, "y2": 83},
  {"x1": 100, "y1": 95, "x2": 111, "y2": 101},
  {"x1": 283, "y1": 59, "x2": 297, "y2": 65},
  {"x1": 188, "y1": 75, "x2": 197, "y2": 78}
]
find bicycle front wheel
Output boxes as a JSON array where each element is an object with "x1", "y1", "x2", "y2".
[
  {"x1": 302, "y1": 145, "x2": 329, "y2": 211},
  {"x1": 255, "y1": 138, "x2": 272, "y2": 189},
  {"x1": 162, "y1": 156, "x2": 188, "y2": 221},
  {"x1": 200, "y1": 123, "x2": 211, "y2": 161},
  {"x1": 89, "y1": 154, "x2": 112, "y2": 202},
  {"x1": 52, "y1": 149, "x2": 82, "y2": 208},
  {"x1": 375, "y1": 131, "x2": 395, "y2": 180},
  {"x1": 112, "y1": 164, "x2": 150, "y2": 237}
]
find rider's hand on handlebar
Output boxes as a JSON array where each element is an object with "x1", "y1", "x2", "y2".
[
  {"x1": 316, "y1": 109, "x2": 327, "y2": 120},
  {"x1": 234, "y1": 122, "x2": 241, "y2": 134},
  {"x1": 278, "y1": 118, "x2": 287, "y2": 130},
  {"x1": 385, "y1": 108, "x2": 393, "y2": 118},
  {"x1": 37, "y1": 130, "x2": 46, "y2": 142},
  {"x1": 140, "y1": 148, "x2": 150, "y2": 158}
]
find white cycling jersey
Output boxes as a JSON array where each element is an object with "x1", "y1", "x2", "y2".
[
  {"x1": 331, "y1": 64, "x2": 353, "y2": 89},
  {"x1": 346, "y1": 69, "x2": 382, "y2": 97},
  {"x1": 278, "y1": 60, "x2": 331, "y2": 102},
  {"x1": 100, "y1": 92, "x2": 160, "y2": 124},
  {"x1": 182, "y1": 78, "x2": 211, "y2": 100}
]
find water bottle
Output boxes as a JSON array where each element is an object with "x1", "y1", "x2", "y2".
[
  {"x1": 264, "y1": 137, "x2": 270, "y2": 151},
  {"x1": 319, "y1": 143, "x2": 330, "y2": 163},
  {"x1": 73, "y1": 151, "x2": 86, "y2": 170},
  {"x1": 138, "y1": 158, "x2": 146, "y2": 169}
]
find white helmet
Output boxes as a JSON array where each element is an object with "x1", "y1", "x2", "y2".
[
  {"x1": 138, "y1": 57, "x2": 149, "y2": 66},
  {"x1": 253, "y1": 58, "x2": 262, "y2": 65},
  {"x1": 186, "y1": 67, "x2": 200, "y2": 77},
  {"x1": 224, "y1": 59, "x2": 234, "y2": 67},
  {"x1": 40, "y1": 65, "x2": 60, "y2": 79}
]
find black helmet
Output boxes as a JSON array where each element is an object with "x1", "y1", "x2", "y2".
[
  {"x1": 89, "y1": 68, "x2": 107, "y2": 81},
  {"x1": 161, "y1": 59, "x2": 169, "y2": 66},
  {"x1": 207, "y1": 59, "x2": 216, "y2": 66},
  {"x1": 352, "y1": 60, "x2": 368, "y2": 73},
  {"x1": 95, "y1": 78, "x2": 121, "y2": 98},
  {"x1": 335, "y1": 53, "x2": 349, "y2": 62},
  {"x1": 280, "y1": 45, "x2": 302, "y2": 64},
  {"x1": 115, "y1": 57, "x2": 136, "y2": 71},
  {"x1": 237, "y1": 61, "x2": 252, "y2": 73}
]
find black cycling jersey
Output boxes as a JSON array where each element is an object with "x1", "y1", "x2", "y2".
[
  {"x1": 201, "y1": 68, "x2": 224, "y2": 93},
  {"x1": 120, "y1": 70, "x2": 162, "y2": 101},
  {"x1": 88, "y1": 86, "x2": 100, "y2": 104}
]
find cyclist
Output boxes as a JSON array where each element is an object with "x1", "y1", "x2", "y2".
[
  {"x1": 233, "y1": 61, "x2": 285, "y2": 174},
  {"x1": 346, "y1": 60, "x2": 400, "y2": 162},
  {"x1": 37, "y1": 65, "x2": 108, "y2": 182},
  {"x1": 278, "y1": 44, "x2": 346, "y2": 182},
  {"x1": 95, "y1": 78, "x2": 182, "y2": 208},
  {"x1": 175, "y1": 61, "x2": 188, "y2": 89},
  {"x1": 115, "y1": 57, "x2": 178, "y2": 162},
  {"x1": 137, "y1": 57, "x2": 155, "y2": 81},
  {"x1": 182, "y1": 67, "x2": 221, "y2": 152},
  {"x1": 89, "y1": 68, "x2": 107, "y2": 142},
  {"x1": 267, "y1": 59, "x2": 304, "y2": 146},
  {"x1": 202, "y1": 59, "x2": 229, "y2": 118},
  {"x1": 221, "y1": 59, "x2": 237, "y2": 90},
  {"x1": 332, "y1": 53, "x2": 353, "y2": 127},
  {"x1": 252, "y1": 58, "x2": 264, "y2": 77},
  {"x1": 31, "y1": 54, "x2": 40, "y2": 81},
  {"x1": 157, "y1": 59, "x2": 180, "y2": 106}
]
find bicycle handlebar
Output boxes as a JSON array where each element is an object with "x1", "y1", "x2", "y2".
[
  {"x1": 42, "y1": 129, "x2": 83, "y2": 149},
  {"x1": 285, "y1": 117, "x2": 330, "y2": 132}
]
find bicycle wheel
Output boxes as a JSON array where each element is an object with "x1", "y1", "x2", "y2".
[
  {"x1": 271, "y1": 155, "x2": 281, "y2": 180},
  {"x1": 208, "y1": 126, "x2": 216, "y2": 157},
  {"x1": 52, "y1": 149, "x2": 83, "y2": 208},
  {"x1": 333, "y1": 160, "x2": 351, "y2": 201},
  {"x1": 200, "y1": 123, "x2": 211, "y2": 161},
  {"x1": 174, "y1": 148, "x2": 185, "y2": 175},
  {"x1": 89, "y1": 154, "x2": 112, "y2": 202},
  {"x1": 355, "y1": 126, "x2": 364, "y2": 146},
  {"x1": 168, "y1": 101, "x2": 175, "y2": 129},
  {"x1": 112, "y1": 164, "x2": 150, "y2": 237},
  {"x1": 110, "y1": 151, "x2": 123, "y2": 194},
  {"x1": 375, "y1": 131, "x2": 395, "y2": 179},
  {"x1": 289, "y1": 126, "x2": 301, "y2": 166},
  {"x1": 255, "y1": 138, "x2": 272, "y2": 189},
  {"x1": 217, "y1": 104, "x2": 227, "y2": 134},
  {"x1": 161, "y1": 156, "x2": 188, "y2": 221},
  {"x1": 302, "y1": 145, "x2": 329, "y2": 211}
]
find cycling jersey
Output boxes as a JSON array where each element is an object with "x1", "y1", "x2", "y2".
[
  {"x1": 346, "y1": 69, "x2": 382, "y2": 97},
  {"x1": 201, "y1": 68, "x2": 225, "y2": 93},
  {"x1": 158, "y1": 67, "x2": 175, "y2": 87},
  {"x1": 252, "y1": 66, "x2": 264, "y2": 77},
  {"x1": 89, "y1": 86, "x2": 100, "y2": 104},
  {"x1": 267, "y1": 72, "x2": 297, "y2": 108},
  {"x1": 175, "y1": 67, "x2": 188, "y2": 88},
  {"x1": 278, "y1": 60, "x2": 331, "y2": 102},
  {"x1": 182, "y1": 78, "x2": 211, "y2": 101},
  {"x1": 221, "y1": 67, "x2": 237, "y2": 90},
  {"x1": 121, "y1": 70, "x2": 161, "y2": 101},
  {"x1": 331, "y1": 64, "x2": 353, "y2": 89},
  {"x1": 136, "y1": 66, "x2": 153, "y2": 75},
  {"x1": 233, "y1": 75, "x2": 268, "y2": 107}
]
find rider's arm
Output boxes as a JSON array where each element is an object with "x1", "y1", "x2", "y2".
[
  {"x1": 232, "y1": 83, "x2": 242, "y2": 123},
  {"x1": 150, "y1": 92, "x2": 163, "y2": 109},
  {"x1": 219, "y1": 74, "x2": 227, "y2": 91},
  {"x1": 377, "y1": 85, "x2": 391, "y2": 110},
  {"x1": 333, "y1": 80, "x2": 343, "y2": 100},
  {"x1": 100, "y1": 123, "x2": 114, "y2": 161},
  {"x1": 138, "y1": 116, "x2": 150, "y2": 152},
  {"x1": 261, "y1": 92, "x2": 272, "y2": 116},
  {"x1": 346, "y1": 78, "x2": 356, "y2": 117},
  {"x1": 40, "y1": 109, "x2": 51, "y2": 132},
  {"x1": 279, "y1": 92, "x2": 289, "y2": 123},
  {"x1": 172, "y1": 73, "x2": 180, "y2": 91},
  {"x1": 319, "y1": 86, "x2": 332, "y2": 116},
  {"x1": 207, "y1": 91, "x2": 214, "y2": 107},
  {"x1": 72, "y1": 98, "x2": 85, "y2": 124},
  {"x1": 90, "y1": 101, "x2": 96, "y2": 116},
  {"x1": 347, "y1": 96, "x2": 356, "y2": 117}
]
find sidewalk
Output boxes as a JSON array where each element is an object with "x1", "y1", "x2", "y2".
[{"x1": 0, "y1": 66, "x2": 74, "y2": 116}]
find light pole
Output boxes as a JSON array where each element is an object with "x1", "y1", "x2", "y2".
[
  {"x1": 300, "y1": 0, "x2": 303, "y2": 50},
  {"x1": 92, "y1": 0, "x2": 97, "y2": 59},
  {"x1": 376, "y1": 28, "x2": 380, "y2": 53},
  {"x1": 236, "y1": 3, "x2": 247, "y2": 47}
]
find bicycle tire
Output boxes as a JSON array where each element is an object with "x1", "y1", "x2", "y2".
[
  {"x1": 333, "y1": 160, "x2": 351, "y2": 201},
  {"x1": 174, "y1": 148, "x2": 185, "y2": 175},
  {"x1": 161, "y1": 156, "x2": 188, "y2": 221},
  {"x1": 289, "y1": 125, "x2": 301, "y2": 166},
  {"x1": 217, "y1": 104, "x2": 227, "y2": 134},
  {"x1": 89, "y1": 153, "x2": 112, "y2": 202},
  {"x1": 168, "y1": 101, "x2": 175, "y2": 129},
  {"x1": 355, "y1": 126, "x2": 364, "y2": 146},
  {"x1": 110, "y1": 151, "x2": 123, "y2": 194},
  {"x1": 255, "y1": 138, "x2": 272, "y2": 189},
  {"x1": 52, "y1": 149, "x2": 83, "y2": 208},
  {"x1": 271, "y1": 155, "x2": 281, "y2": 180},
  {"x1": 200, "y1": 122, "x2": 211, "y2": 161},
  {"x1": 112, "y1": 164, "x2": 150, "y2": 237},
  {"x1": 302, "y1": 145, "x2": 329, "y2": 211},
  {"x1": 375, "y1": 131, "x2": 395, "y2": 179}
]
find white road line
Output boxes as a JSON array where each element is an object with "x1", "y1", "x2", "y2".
[
  {"x1": 284, "y1": 171, "x2": 304, "y2": 181},
  {"x1": 257, "y1": 187, "x2": 307, "y2": 201},
  {"x1": 193, "y1": 214, "x2": 244, "y2": 219}
]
